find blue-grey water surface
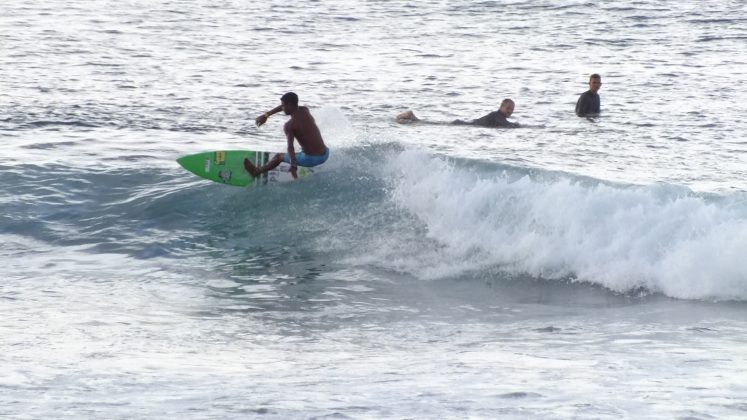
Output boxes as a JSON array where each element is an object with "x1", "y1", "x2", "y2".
[{"x1": 2, "y1": 1, "x2": 746, "y2": 418}]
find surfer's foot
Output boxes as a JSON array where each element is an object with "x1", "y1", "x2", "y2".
[
  {"x1": 396, "y1": 110, "x2": 419, "y2": 123},
  {"x1": 243, "y1": 158, "x2": 260, "y2": 178}
]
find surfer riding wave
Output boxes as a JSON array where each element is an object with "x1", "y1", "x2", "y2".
[{"x1": 244, "y1": 92, "x2": 329, "y2": 179}]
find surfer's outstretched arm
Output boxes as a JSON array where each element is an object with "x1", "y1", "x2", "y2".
[{"x1": 255, "y1": 104, "x2": 284, "y2": 127}]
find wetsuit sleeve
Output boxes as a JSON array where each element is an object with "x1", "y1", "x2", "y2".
[{"x1": 575, "y1": 93, "x2": 590, "y2": 116}]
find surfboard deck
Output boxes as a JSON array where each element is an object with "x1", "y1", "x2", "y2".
[{"x1": 176, "y1": 150, "x2": 313, "y2": 187}]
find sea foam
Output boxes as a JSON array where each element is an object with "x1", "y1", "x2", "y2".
[{"x1": 384, "y1": 149, "x2": 747, "y2": 301}]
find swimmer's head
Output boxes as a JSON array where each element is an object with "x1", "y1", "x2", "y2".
[{"x1": 499, "y1": 98, "x2": 515, "y2": 117}]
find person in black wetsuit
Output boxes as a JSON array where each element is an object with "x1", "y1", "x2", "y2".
[
  {"x1": 575, "y1": 74, "x2": 602, "y2": 117},
  {"x1": 396, "y1": 98, "x2": 519, "y2": 128}
]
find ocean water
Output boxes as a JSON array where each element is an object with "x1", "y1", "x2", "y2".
[{"x1": 2, "y1": 0, "x2": 747, "y2": 418}]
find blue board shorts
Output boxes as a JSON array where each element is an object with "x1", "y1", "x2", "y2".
[{"x1": 284, "y1": 147, "x2": 330, "y2": 167}]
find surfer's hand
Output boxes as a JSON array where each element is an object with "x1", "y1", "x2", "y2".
[
  {"x1": 290, "y1": 165, "x2": 298, "y2": 179},
  {"x1": 255, "y1": 114, "x2": 268, "y2": 127}
]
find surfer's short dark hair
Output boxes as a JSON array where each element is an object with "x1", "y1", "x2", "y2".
[
  {"x1": 281, "y1": 92, "x2": 299, "y2": 106},
  {"x1": 589, "y1": 73, "x2": 601, "y2": 81}
]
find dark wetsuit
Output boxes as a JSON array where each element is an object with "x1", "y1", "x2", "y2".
[
  {"x1": 452, "y1": 111, "x2": 518, "y2": 128},
  {"x1": 575, "y1": 91, "x2": 600, "y2": 117}
]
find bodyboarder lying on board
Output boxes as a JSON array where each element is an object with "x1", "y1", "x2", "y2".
[
  {"x1": 395, "y1": 98, "x2": 519, "y2": 128},
  {"x1": 244, "y1": 92, "x2": 329, "y2": 179}
]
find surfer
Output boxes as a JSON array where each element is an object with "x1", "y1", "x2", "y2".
[
  {"x1": 244, "y1": 92, "x2": 329, "y2": 179},
  {"x1": 395, "y1": 98, "x2": 519, "y2": 128},
  {"x1": 575, "y1": 74, "x2": 602, "y2": 117}
]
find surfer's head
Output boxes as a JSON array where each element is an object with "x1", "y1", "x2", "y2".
[
  {"x1": 499, "y1": 98, "x2": 515, "y2": 117},
  {"x1": 281, "y1": 92, "x2": 299, "y2": 114},
  {"x1": 588, "y1": 74, "x2": 602, "y2": 93}
]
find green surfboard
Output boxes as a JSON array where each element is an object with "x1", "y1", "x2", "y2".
[{"x1": 177, "y1": 150, "x2": 313, "y2": 187}]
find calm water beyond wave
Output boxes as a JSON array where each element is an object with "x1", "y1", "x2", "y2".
[{"x1": 2, "y1": 1, "x2": 746, "y2": 418}]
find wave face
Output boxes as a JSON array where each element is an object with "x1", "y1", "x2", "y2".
[{"x1": 3, "y1": 141, "x2": 745, "y2": 302}]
